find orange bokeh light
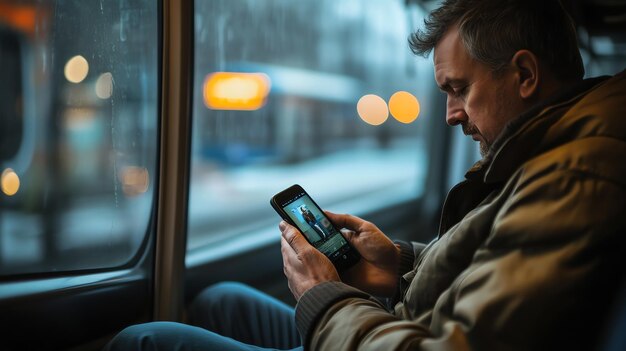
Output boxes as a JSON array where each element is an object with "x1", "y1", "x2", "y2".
[
  {"x1": 203, "y1": 72, "x2": 271, "y2": 111},
  {"x1": 389, "y1": 91, "x2": 420, "y2": 123},
  {"x1": 1, "y1": 168, "x2": 20, "y2": 196},
  {"x1": 0, "y1": 4, "x2": 37, "y2": 35}
]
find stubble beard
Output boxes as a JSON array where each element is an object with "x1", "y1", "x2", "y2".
[
  {"x1": 462, "y1": 122, "x2": 490, "y2": 157},
  {"x1": 479, "y1": 141, "x2": 489, "y2": 157}
]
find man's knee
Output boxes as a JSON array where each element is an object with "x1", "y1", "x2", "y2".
[
  {"x1": 191, "y1": 281, "x2": 254, "y2": 310},
  {"x1": 105, "y1": 322, "x2": 187, "y2": 351},
  {"x1": 105, "y1": 321, "x2": 239, "y2": 351}
]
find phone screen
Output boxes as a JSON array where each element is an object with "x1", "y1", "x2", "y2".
[{"x1": 272, "y1": 185, "x2": 359, "y2": 268}]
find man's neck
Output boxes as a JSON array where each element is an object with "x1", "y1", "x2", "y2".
[{"x1": 536, "y1": 75, "x2": 583, "y2": 106}]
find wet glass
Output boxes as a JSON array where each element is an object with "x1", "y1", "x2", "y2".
[{"x1": 0, "y1": 0, "x2": 158, "y2": 275}]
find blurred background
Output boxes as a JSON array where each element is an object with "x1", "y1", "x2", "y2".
[
  {"x1": 0, "y1": 0, "x2": 434, "y2": 276},
  {"x1": 0, "y1": 0, "x2": 624, "y2": 278},
  {"x1": 1, "y1": 2, "x2": 625, "y2": 349}
]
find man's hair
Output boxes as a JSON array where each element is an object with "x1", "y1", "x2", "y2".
[{"x1": 409, "y1": 0, "x2": 584, "y2": 81}]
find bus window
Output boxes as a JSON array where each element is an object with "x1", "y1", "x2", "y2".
[
  {"x1": 187, "y1": 0, "x2": 434, "y2": 261},
  {"x1": 0, "y1": 0, "x2": 158, "y2": 276},
  {"x1": 0, "y1": 25, "x2": 23, "y2": 161}
]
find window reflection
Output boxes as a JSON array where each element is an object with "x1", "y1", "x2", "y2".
[
  {"x1": 188, "y1": 0, "x2": 431, "y2": 254},
  {"x1": 0, "y1": 0, "x2": 158, "y2": 275}
]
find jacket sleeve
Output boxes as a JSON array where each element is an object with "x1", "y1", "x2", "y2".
[
  {"x1": 394, "y1": 240, "x2": 423, "y2": 276},
  {"x1": 389, "y1": 240, "x2": 427, "y2": 306},
  {"x1": 296, "y1": 281, "x2": 433, "y2": 349},
  {"x1": 296, "y1": 170, "x2": 626, "y2": 350}
]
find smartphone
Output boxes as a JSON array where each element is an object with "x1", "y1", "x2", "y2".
[{"x1": 271, "y1": 184, "x2": 360, "y2": 271}]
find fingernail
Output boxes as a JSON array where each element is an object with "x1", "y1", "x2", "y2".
[{"x1": 279, "y1": 221, "x2": 286, "y2": 230}]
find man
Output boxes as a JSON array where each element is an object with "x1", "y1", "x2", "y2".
[
  {"x1": 300, "y1": 206, "x2": 329, "y2": 241},
  {"x1": 106, "y1": 0, "x2": 626, "y2": 350}
]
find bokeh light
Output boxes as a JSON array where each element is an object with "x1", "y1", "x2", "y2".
[
  {"x1": 389, "y1": 91, "x2": 420, "y2": 123},
  {"x1": 203, "y1": 72, "x2": 271, "y2": 110},
  {"x1": 95, "y1": 72, "x2": 113, "y2": 99},
  {"x1": 1, "y1": 168, "x2": 20, "y2": 196},
  {"x1": 357, "y1": 94, "x2": 388, "y2": 125},
  {"x1": 0, "y1": 4, "x2": 36, "y2": 35},
  {"x1": 64, "y1": 55, "x2": 89, "y2": 83},
  {"x1": 119, "y1": 166, "x2": 150, "y2": 197}
]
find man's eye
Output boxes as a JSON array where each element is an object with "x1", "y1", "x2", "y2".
[{"x1": 453, "y1": 86, "x2": 468, "y2": 97}]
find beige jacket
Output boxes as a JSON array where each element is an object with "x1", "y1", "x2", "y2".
[{"x1": 295, "y1": 71, "x2": 626, "y2": 350}]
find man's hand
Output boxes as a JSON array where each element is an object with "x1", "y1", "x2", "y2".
[
  {"x1": 280, "y1": 221, "x2": 340, "y2": 301},
  {"x1": 325, "y1": 211, "x2": 401, "y2": 297}
]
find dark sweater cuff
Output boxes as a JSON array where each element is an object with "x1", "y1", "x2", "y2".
[
  {"x1": 395, "y1": 240, "x2": 416, "y2": 276},
  {"x1": 389, "y1": 240, "x2": 416, "y2": 306},
  {"x1": 295, "y1": 281, "x2": 370, "y2": 347}
]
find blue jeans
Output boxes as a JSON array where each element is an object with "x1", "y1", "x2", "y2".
[{"x1": 104, "y1": 282, "x2": 303, "y2": 351}]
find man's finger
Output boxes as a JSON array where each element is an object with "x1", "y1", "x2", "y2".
[
  {"x1": 281, "y1": 235, "x2": 295, "y2": 257},
  {"x1": 280, "y1": 224, "x2": 311, "y2": 254},
  {"x1": 340, "y1": 228, "x2": 357, "y2": 242},
  {"x1": 325, "y1": 211, "x2": 364, "y2": 231},
  {"x1": 280, "y1": 235, "x2": 291, "y2": 258}
]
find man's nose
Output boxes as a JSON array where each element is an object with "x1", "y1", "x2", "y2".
[{"x1": 446, "y1": 98, "x2": 468, "y2": 126}]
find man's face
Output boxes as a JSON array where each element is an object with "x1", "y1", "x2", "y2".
[{"x1": 434, "y1": 27, "x2": 525, "y2": 156}]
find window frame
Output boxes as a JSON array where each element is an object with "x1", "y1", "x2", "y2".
[{"x1": 0, "y1": 0, "x2": 171, "y2": 349}]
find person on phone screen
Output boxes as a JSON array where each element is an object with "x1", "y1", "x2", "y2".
[
  {"x1": 105, "y1": 1, "x2": 626, "y2": 350},
  {"x1": 300, "y1": 206, "x2": 328, "y2": 241}
]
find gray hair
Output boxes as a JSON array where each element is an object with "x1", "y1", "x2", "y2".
[{"x1": 409, "y1": 0, "x2": 584, "y2": 80}]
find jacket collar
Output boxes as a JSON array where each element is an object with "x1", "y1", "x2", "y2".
[{"x1": 464, "y1": 75, "x2": 610, "y2": 184}]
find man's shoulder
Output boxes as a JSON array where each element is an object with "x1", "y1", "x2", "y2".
[
  {"x1": 517, "y1": 135, "x2": 626, "y2": 189},
  {"x1": 521, "y1": 70, "x2": 626, "y2": 185},
  {"x1": 487, "y1": 69, "x2": 626, "y2": 186}
]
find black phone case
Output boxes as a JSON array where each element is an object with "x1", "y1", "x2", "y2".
[{"x1": 271, "y1": 184, "x2": 360, "y2": 271}]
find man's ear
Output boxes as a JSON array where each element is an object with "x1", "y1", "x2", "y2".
[{"x1": 510, "y1": 50, "x2": 539, "y2": 99}]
